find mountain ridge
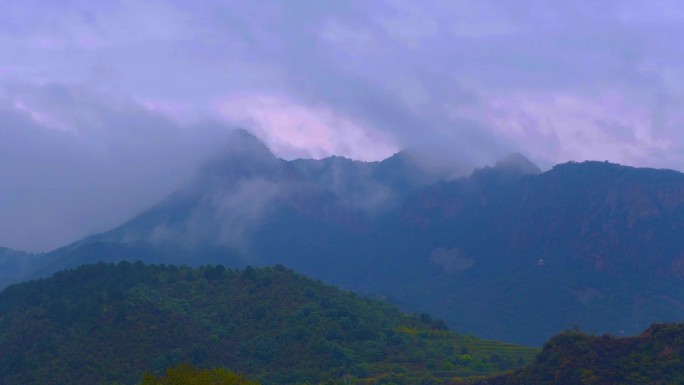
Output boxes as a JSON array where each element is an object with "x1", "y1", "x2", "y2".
[{"x1": 4, "y1": 131, "x2": 684, "y2": 345}]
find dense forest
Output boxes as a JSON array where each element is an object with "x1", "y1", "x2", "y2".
[
  {"x1": 475, "y1": 323, "x2": 684, "y2": 385},
  {"x1": 0, "y1": 262, "x2": 536, "y2": 385}
]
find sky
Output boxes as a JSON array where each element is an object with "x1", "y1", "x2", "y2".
[{"x1": 2, "y1": 0, "x2": 684, "y2": 251}]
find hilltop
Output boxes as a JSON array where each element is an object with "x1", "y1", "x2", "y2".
[
  {"x1": 0, "y1": 262, "x2": 536, "y2": 385},
  {"x1": 476, "y1": 323, "x2": 684, "y2": 385}
]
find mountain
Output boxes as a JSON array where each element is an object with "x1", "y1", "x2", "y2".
[
  {"x1": 65, "y1": 130, "x2": 444, "y2": 248},
  {"x1": 382, "y1": 160, "x2": 684, "y2": 344},
  {"x1": 0, "y1": 262, "x2": 536, "y2": 385},
  {"x1": 7, "y1": 130, "x2": 684, "y2": 345},
  {"x1": 476, "y1": 323, "x2": 684, "y2": 385},
  {"x1": 29, "y1": 130, "x2": 458, "y2": 287},
  {"x1": 0, "y1": 246, "x2": 43, "y2": 289}
]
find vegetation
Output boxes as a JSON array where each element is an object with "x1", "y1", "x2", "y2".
[
  {"x1": 0, "y1": 262, "x2": 536, "y2": 385},
  {"x1": 141, "y1": 364, "x2": 258, "y2": 385},
  {"x1": 475, "y1": 323, "x2": 684, "y2": 385}
]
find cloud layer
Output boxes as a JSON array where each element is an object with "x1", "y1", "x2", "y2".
[
  {"x1": 0, "y1": 83, "x2": 231, "y2": 251},
  {"x1": 2, "y1": 0, "x2": 684, "y2": 250}
]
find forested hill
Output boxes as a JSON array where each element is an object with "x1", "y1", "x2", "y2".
[
  {"x1": 475, "y1": 323, "x2": 684, "y2": 385},
  {"x1": 0, "y1": 262, "x2": 536, "y2": 385}
]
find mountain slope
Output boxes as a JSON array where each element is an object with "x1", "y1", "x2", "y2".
[
  {"x1": 391, "y1": 161, "x2": 684, "y2": 344},
  {"x1": 0, "y1": 262, "x2": 536, "y2": 385},
  {"x1": 0, "y1": 246, "x2": 42, "y2": 289},
  {"x1": 476, "y1": 323, "x2": 684, "y2": 385},
  {"x1": 29, "y1": 130, "x2": 460, "y2": 290},
  {"x1": 9, "y1": 132, "x2": 684, "y2": 345}
]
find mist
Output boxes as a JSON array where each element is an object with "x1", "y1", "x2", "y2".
[
  {"x1": 0, "y1": 83, "x2": 233, "y2": 251},
  {"x1": 3, "y1": 1, "x2": 684, "y2": 250}
]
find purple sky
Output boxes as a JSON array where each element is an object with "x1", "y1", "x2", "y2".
[{"x1": 2, "y1": 0, "x2": 684, "y2": 251}]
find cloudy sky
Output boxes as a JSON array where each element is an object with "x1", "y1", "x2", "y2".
[{"x1": 2, "y1": 0, "x2": 684, "y2": 251}]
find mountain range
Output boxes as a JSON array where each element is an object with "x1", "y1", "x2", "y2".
[{"x1": 3, "y1": 129, "x2": 684, "y2": 345}]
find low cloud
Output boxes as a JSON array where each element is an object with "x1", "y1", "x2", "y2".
[
  {"x1": 0, "y1": 83, "x2": 232, "y2": 252},
  {"x1": 145, "y1": 177, "x2": 280, "y2": 257},
  {"x1": 212, "y1": 178, "x2": 281, "y2": 248},
  {"x1": 216, "y1": 94, "x2": 398, "y2": 161}
]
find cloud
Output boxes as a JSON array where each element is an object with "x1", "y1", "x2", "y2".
[
  {"x1": 216, "y1": 94, "x2": 397, "y2": 161},
  {"x1": 212, "y1": 177, "x2": 281, "y2": 248},
  {"x1": 3, "y1": 0, "x2": 684, "y2": 249},
  {"x1": 145, "y1": 176, "x2": 281, "y2": 258},
  {"x1": 0, "y1": 83, "x2": 232, "y2": 252},
  {"x1": 479, "y1": 92, "x2": 675, "y2": 169}
]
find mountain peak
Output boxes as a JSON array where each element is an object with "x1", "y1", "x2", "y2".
[
  {"x1": 494, "y1": 153, "x2": 541, "y2": 175},
  {"x1": 224, "y1": 128, "x2": 275, "y2": 160},
  {"x1": 197, "y1": 129, "x2": 281, "y2": 179},
  {"x1": 227, "y1": 128, "x2": 264, "y2": 144},
  {"x1": 470, "y1": 152, "x2": 540, "y2": 184}
]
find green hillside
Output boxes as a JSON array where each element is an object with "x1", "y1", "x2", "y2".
[
  {"x1": 475, "y1": 323, "x2": 684, "y2": 385},
  {"x1": 0, "y1": 262, "x2": 536, "y2": 385}
]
